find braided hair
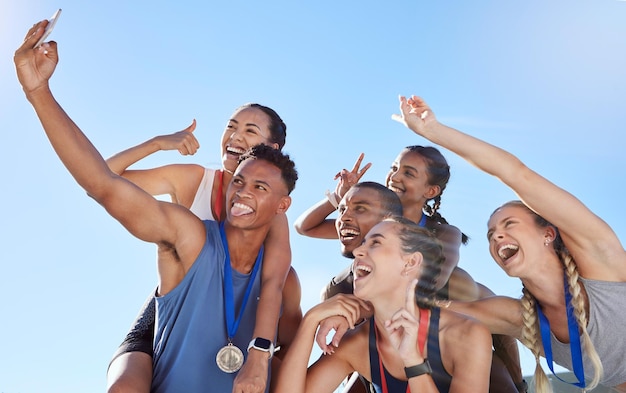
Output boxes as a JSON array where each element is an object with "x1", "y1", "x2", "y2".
[
  {"x1": 405, "y1": 146, "x2": 469, "y2": 244},
  {"x1": 500, "y1": 201, "x2": 603, "y2": 392}
]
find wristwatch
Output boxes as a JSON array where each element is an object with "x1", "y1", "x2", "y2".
[
  {"x1": 404, "y1": 360, "x2": 432, "y2": 379},
  {"x1": 247, "y1": 337, "x2": 275, "y2": 359}
]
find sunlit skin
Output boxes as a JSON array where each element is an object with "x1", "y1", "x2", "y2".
[
  {"x1": 385, "y1": 149, "x2": 438, "y2": 223},
  {"x1": 487, "y1": 205, "x2": 557, "y2": 280},
  {"x1": 351, "y1": 221, "x2": 413, "y2": 304},
  {"x1": 221, "y1": 107, "x2": 279, "y2": 174},
  {"x1": 384, "y1": 149, "x2": 457, "y2": 289},
  {"x1": 335, "y1": 187, "x2": 390, "y2": 258},
  {"x1": 225, "y1": 158, "x2": 291, "y2": 233}
]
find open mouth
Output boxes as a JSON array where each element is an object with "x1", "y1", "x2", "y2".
[
  {"x1": 387, "y1": 184, "x2": 404, "y2": 194},
  {"x1": 497, "y1": 244, "x2": 519, "y2": 261},
  {"x1": 339, "y1": 227, "x2": 360, "y2": 242},
  {"x1": 231, "y1": 202, "x2": 253, "y2": 217},
  {"x1": 226, "y1": 146, "x2": 246, "y2": 157},
  {"x1": 353, "y1": 264, "x2": 372, "y2": 279}
]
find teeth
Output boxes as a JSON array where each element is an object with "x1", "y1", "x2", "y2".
[
  {"x1": 498, "y1": 244, "x2": 519, "y2": 260},
  {"x1": 388, "y1": 185, "x2": 403, "y2": 193},
  {"x1": 354, "y1": 264, "x2": 372, "y2": 278},
  {"x1": 227, "y1": 146, "x2": 246, "y2": 155},
  {"x1": 233, "y1": 203, "x2": 252, "y2": 212},
  {"x1": 340, "y1": 228, "x2": 359, "y2": 239}
]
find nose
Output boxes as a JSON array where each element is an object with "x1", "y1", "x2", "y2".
[
  {"x1": 338, "y1": 207, "x2": 353, "y2": 223},
  {"x1": 388, "y1": 169, "x2": 400, "y2": 184},
  {"x1": 352, "y1": 243, "x2": 365, "y2": 257},
  {"x1": 229, "y1": 128, "x2": 244, "y2": 143}
]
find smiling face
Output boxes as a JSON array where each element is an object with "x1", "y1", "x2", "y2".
[
  {"x1": 335, "y1": 187, "x2": 390, "y2": 258},
  {"x1": 351, "y1": 221, "x2": 408, "y2": 300},
  {"x1": 225, "y1": 158, "x2": 290, "y2": 230},
  {"x1": 385, "y1": 149, "x2": 438, "y2": 210},
  {"x1": 487, "y1": 204, "x2": 554, "y2": 278},
  {"x1": 220, "y1": 107, "x2": 279, "y2": 173}
]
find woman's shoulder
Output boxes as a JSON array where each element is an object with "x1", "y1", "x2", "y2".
[{"x1": 439, "y1": 308, "x2": 491, "y2": 344}]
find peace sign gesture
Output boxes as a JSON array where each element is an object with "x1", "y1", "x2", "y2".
[
  {"x1": 333, "y1": 153, "x2": 372, "y2": 199},
  {"x1": 383, "y1": 279, "x2": 426, "y2": 366}
]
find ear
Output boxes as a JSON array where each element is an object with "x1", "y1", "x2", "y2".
[
  {"x1": 423, "y1": 184, "x2": 441, "y2": 200},
  {"x1": 543, "y1": 226, "x2": 557, "y2": 243},
  {"x1": 276, "y1": 195, "x2": 291, "y2": 214},
  {"x1": 270, "y1": 142, "x2": 280, "y2": 150},
  {"x1": 403, "y1": 252, "x2": 423, "y2": 276}
]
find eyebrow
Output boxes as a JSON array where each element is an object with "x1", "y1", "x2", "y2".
[
  {"x1": 367, "y1": 233, "x2": 385, "y2": 241},
  {"x1": 234, "y1": 174, "x2": 272, "y2": 190},
  {"x1": 486, "y1": 215, "x2": 515, "y2": 237},
  {"x1": 229, "y1": 118, "x2": 262, "y2": 131}
]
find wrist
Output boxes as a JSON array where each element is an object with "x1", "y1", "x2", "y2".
[
  {"x1": 325, "y1": 190, "x2": 339, "y2": 209},
  {"x1": 404, "y1": 360, "x2": 432, "y2": 379},
  {"x1": 247, "y1": 337, "x2": 275, "y2": 360}
]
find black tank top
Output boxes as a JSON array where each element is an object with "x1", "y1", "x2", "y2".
[{"x1": 368, "y1": 307, "x2": 452, "y2": 392}]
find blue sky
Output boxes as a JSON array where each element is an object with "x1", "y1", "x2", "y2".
[{"x1": 2, "y1": 1, "x2": 625, "y2": 392}]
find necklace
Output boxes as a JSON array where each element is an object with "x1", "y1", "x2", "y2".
[
  {"x1": 215, "y1": 221, "x2": 263, "y2": 373},
  {"x1": 536, "y1": 274, "x2": 586, "y2": 388}
]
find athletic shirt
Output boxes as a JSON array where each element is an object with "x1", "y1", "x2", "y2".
[
  {"x1": 368, "y1": 307, "x2": 452, "y2": 393},
  {"x1": 189, "y1": 167, "x2": 218, "y2": 220},
  {"x1": 549, "y1": 278, "x2": 626, "y2": 387},
  {"x1": 151, "y1": 220, "x2": 267, "y2": 393}
]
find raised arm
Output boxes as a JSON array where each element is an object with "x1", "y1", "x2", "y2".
[
  {"x1": 294, "y1": 153, "x2": 371, "y2": 238},
  {"x1": 15, "y1": 22, "x2": 205, "y2": 274},
  {"x1": 393, "y1": 95, "x2": 626, "y2": 279},
  {"x1": 105, "y1": 121, "x2": 207, "y2": 205}
]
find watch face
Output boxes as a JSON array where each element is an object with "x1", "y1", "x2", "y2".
[{"x1": 254, "y1": 337, "x2": 272, "y2": 350}]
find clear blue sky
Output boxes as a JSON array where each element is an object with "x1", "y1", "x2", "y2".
[{"x1": 2, "y1": 1, "x2": 625, "y2": 392}]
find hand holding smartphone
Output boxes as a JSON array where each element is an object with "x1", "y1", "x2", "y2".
[{"x1": 34, "y1": 9, "x2": 62, "y2": 49}]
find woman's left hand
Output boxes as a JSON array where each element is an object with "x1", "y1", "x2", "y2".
[{"x1": 383, "y1": 279, "x2": 425, "y2": 365}]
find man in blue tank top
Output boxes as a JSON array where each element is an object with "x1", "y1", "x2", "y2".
[{"x1": 15, "y1": 30, "x2": 298, "y2": 392}]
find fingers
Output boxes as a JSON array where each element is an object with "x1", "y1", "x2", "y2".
[
  {"x1": 183, "y1": 119, "x2": 197, "y2": 133},
  {"x1": 22, "y1": 20, "x2": 46, "y2": 46},
  {"x1": 351, "y1": 153, "x2": 365, "y2": 173},
  {"x1": 330, "y1": 323, "x2": 349, "y2": 348},
  {"x1": 356, "y1": 162, "x2": 372, "y2": 181},
  {"x1": 315, "y1": 320, "x2": 334, "y2": 351}
]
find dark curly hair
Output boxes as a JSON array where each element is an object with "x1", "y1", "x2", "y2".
[{"x1": 238, "y1": 144, "x2": 298, "y2": 194}]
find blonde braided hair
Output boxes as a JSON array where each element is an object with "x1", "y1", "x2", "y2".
[{"x1": 498, "y1": 201, "x2": 603, "y2": 392}]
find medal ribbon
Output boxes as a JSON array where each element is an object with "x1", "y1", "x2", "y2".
[
  {"x1": 374, "y1": 307, "x2": 429, "y2": 393},
  {"x1": 219, "y1": 221, "x2": 263, "y2": 341},
  {"x1": 536, "y1": 274, "x2": 586, "y2": 388},
  {"x1": 418, "y1": 213, "x2": 426, "y2": 228}
]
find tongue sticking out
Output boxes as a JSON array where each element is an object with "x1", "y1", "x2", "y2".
[{"x1": 231, "y1": 203, "x2": 253, "y2": 217}]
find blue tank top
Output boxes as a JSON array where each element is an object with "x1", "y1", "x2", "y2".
[
  {"x1": 368, "y1": 307, "x2": 452, "y2": 392},
  {"x1": 151, "y1": 220, "x2": 267, "y2": 393}
]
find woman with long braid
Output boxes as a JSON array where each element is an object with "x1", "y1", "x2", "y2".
[{"x1": 393, "y1": 95, "x2": 626, "y2": 392}]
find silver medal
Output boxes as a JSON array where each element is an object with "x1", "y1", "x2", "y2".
[{"x1": 216, "y1": 343, "x2": 244, "y2": 373}]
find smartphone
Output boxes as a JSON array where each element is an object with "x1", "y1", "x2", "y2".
[{"x1": 34, "y1": 9, "x2": 62, "y2": 49}]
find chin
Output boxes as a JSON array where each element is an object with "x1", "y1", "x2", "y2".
[{"x1": 341, "y1": 249, "x2": 355, "y2": 259}]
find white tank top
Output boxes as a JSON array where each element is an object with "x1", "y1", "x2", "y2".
[{"x1": 188, "y1": 167, "x2": 217, "y2": 221}]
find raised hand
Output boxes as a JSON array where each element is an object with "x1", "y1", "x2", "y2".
[
  {"x1": 153, "y1": 120, "x2": 200, "y2": 155},
  {"x1": 383, "y1": 279, "x2": 425, "y2": 365},
  {"x1": 14, "y1": 20, "x2": 59, "y2": 96},
  {"x1": 308, "y1": 294, "x2": 371, "y2": 353},
  {"x1": 315, "y1": 315, "x2": 351, "y2": 355},
  {"x1": 391, "y1": 95, "x2": 437, "y2": 138},
  {"x1": 333, "y1": 153, "x2": 372, "y2": 199}
]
